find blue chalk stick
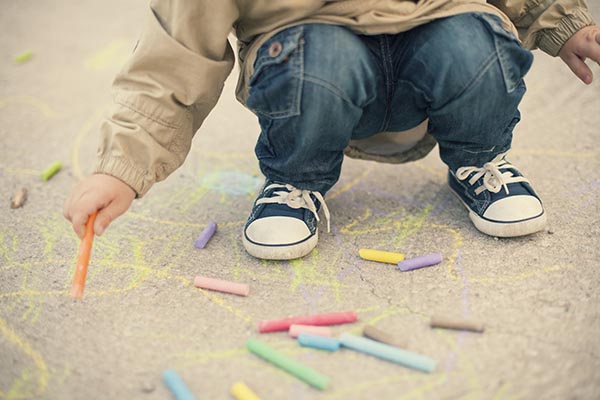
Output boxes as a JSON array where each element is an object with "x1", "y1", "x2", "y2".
[
  {"x1": 339, "y1": 333, "x2": 436, "y2": 373},
  {"x1": 162, "y1": 369, "x2": 196, "y2": 400},
  {"x1": 298, "y1": 333, "x2": 340, "y2": 352},
  {"x1": 194, "y1": 221, "x2": 217, "y2": 249}
]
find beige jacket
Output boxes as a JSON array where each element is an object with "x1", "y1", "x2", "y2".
[{"x1": 95, "y1": 0, "x2": 595, "y2": 197}]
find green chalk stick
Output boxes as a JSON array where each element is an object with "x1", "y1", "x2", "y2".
[
  {"x1": 14, "y1": 51, "x2": 33, "y2": 63},
  {"x1": 246, "y1": 338, "x2": 330, "y2": 390},
  {"x1": 41, "y1": 161, "x2": 62, "y2": 181}
]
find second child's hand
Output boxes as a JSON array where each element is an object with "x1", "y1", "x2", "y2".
[{"x1": 559, "y1": 25, "x2": 600, "y2": 84}]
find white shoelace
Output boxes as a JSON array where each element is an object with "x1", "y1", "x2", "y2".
[
  {"x1": 256, "y1": 183, "x2": 331, "y2": 232},
  {"x1": 455, "y1": 153, "x2": 529, "y2": 195}
]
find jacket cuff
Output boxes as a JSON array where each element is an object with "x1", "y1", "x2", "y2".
[
  {"x1": 94, "y1": 156, "x2": 154, "y2": 198},
  {"x1": 538, "y1": 8, "x2": 595, "y2": 56}
]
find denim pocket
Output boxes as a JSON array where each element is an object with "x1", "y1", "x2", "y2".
[
  {"x1": 476, "y1": 13, "x2": 533, "y2": 93},
  {"x1": 246, "y1": 25, "x2": 304, "y2": 119}
]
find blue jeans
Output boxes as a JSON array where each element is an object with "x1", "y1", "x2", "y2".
[{"x1": 245, "y1": 13, "x2": 534, "y2": 194}]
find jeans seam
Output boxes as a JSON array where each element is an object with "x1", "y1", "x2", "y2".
[
  {"x1": 379, "y1": 35, "x2": 393, "y2": 132},
  {"x1": 394, "y1": 78, "x2": 433, "y2": 107},
  {"x1": 303, "y1": 73, "x2": 375, "y2": 108},
  {"x1": 431, "y1": 50, "x2": 498, "y2": 112}
]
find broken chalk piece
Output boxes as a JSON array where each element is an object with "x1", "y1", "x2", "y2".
[
  {"x1": 430, "y1": 315, "x2": 485, "y2": 333},
  {"x1": 193, "y1": 275, "x2": 249, "y2": 297},
  {"x1": 14, "y1": 51, "x2": 33, "y2": 63},
  {"x1": 10, "y1": 188, "x2": 28, "y2": 209},
  {"x1": 194, "y1": 221, "x2": 217, "y2": 248},
  {"x1": 340, "y1": 333, "x2": 436, "y2": 373},
  {"x1": 298, "y1": 333, "x2": 340, "y2": 352},
  {"x1": 41, "y1": 161, "x2": 62, "y2": 181},
  {"x1": 363, "y1": 324, "x2": 407, "y2": 349},
  {"x1": 397, "y1": 253, "x2": 442, "y2": 272},
  {"x1": 359, "y1": 248, "x2": 405, "y2": 264},
  {"x1": 289, "y1": 324, "x2": 332, "y2": 338},
  {"x1": 231, "y1": 381, "x2": 261, "y2": 400},
  {"x1": 259, "y1": 311, "x2": 358, "y2": 333},
  {"x1": 246, "y1": 338, "x2": 330, "y2": 390},
  {"x1": 162, "y1": 369, "x2": 196, "y2": 400}
]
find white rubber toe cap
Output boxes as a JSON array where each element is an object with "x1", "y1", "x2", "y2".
[
  {"x1": 245, "y1": 216, "x2": 312, "y2": 245},
  {"x1": 483, "y1": 195, "x2": 543, "y2": 222}
]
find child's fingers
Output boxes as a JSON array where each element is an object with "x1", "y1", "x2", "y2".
[
  {"x1": 63, "y1": 195, "x2": 73, "y2": 221},
  {"x1": 564, "y1": 53, "x2": 593, "y2": 84},
  {"x1": 93, "y1": 196, "x2": 131, "y2": 236},
  {"x1": 94, "y1": 208, "x2": 113, "y2": 237},
  {"x1": 71, "y1": 208, "x2": 97, "y2": 239}
]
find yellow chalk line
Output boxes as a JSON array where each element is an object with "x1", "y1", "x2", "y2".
[
  {"x1": 328, "y1": 164, "x2": 375, "y2": 200},
  {"x1": 127, "y1": 212, "x2": 244, "y2": 229},
  {"x1": 0, "y1": 317, "x2": 49, "y2": 399},
  {"x1": 84, "y1": 40, "x2": 129, "y2": 70},
  {"x1": 72, "y1": 108, "x2": 107, "y2": 180},
  {"x1": 468, "y1": 264, "x2": 572, "y2": 284},
  {"x1": 0, "y1": 96, "x2": 59, "y2": 118},
  {"x1": 0, "y1": 165, "x2": 39, "y2": 176}
]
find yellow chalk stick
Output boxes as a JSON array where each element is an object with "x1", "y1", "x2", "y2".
[
  {"x1": 359, "y1": 249, "x2": 405, "y2": 264},
  {"x1": 231, "y1": 382, "x2": 261, "y2": 400}
]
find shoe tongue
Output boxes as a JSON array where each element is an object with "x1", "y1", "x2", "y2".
[
  {"x1": 504, "y1": 182, "x2": 532, "y2": 196},
  {"x1": 260, "y1": 202, "x2": 307, "y2": 220}
]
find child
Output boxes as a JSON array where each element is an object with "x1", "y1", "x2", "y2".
[{"x1": 64, "y1": 0, "x2": 599, "y2": 260}]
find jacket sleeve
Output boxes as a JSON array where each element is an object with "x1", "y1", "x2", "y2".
[
  {"x1": 489, "y1": 0, "x2": 595, "y2": 56},
  {"x1": 94, "y1": 0, "x2": 237, "y2": 197}
]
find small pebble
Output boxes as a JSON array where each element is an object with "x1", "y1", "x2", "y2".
[{"x1": 140, "y1": 381, "x2": 155, "y2": 393}]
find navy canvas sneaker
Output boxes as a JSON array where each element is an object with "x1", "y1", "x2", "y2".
[
  {"x1": 448, "y1": 153, "x2": 547, "y2": 237},
  {"x1": 243, "y1": 181, "x2": 330, "y2": 260}
]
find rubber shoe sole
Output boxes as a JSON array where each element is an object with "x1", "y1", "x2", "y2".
[
  {"x1": 242, "y1": 231, "x2": 318, "y2": 260},
  {"x1": 452, "y1": 190, "x2": 547, "y2": 237}
]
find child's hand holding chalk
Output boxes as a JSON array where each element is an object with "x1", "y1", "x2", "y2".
[{"x1": 63, "y1": 174, "x2": 135, "y2": 238}]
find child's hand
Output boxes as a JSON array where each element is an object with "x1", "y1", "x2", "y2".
[
  {"x1": 559, "y1": 25, "x2": 600, "y2": 85},
  {"x1": 63, "y1": 174, "x2": 135, "y2": 239}
]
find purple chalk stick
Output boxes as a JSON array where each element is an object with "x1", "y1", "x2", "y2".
[
  {"x1": 194, "y1": 221, "x2": 217, "y2": 249},
  {"x1": 397, "y1": 253, "x2": 442, "y2": 272}
]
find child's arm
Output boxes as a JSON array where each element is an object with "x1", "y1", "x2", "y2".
[
  {"x1": 64, "y1": 0, "x2": 238, "y2": 237},
  {"x1": 489, "y1": 0, "x2": 596, "y2": 56},
  {"x1": 558, "y1": 25, "x2": 600, "y2": 84}
]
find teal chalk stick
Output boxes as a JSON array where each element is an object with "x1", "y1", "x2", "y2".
[
  {"x1": 246, "y1": 338, "x2": 329, "y2": 390},
  {"x1": 298, "y1": 333, "x2": 340, "y2": 352},
  {"x1": 340, "y1": 333, "x2": 436, "y2": 373},
  {"x1": 162, "y1": 369, "x2": 196, "y2": 400}
]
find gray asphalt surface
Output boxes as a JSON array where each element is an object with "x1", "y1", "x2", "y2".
[{"x1": 1, "y1": 1, "x2": 599, "y2": 399}]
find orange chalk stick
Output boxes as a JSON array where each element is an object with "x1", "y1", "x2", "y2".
[
  {"x1": 194, "y1": 276, "x2": 250, "y2": 296},
  {"x1": 70, "y1": 211, "x2": 97, "y2": 300}
]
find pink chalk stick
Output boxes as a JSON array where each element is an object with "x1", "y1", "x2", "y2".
[
  {"x1": 193, "y1": 276, "x2": 250, "y2": 297},
  {"x1": 289, "y1": 324, "x2": 333, "y2": 338},
  {"x1": 194, "y1": 221, "x2": 217, "y2": 249},
  {"x1": 397, "y1": 253, "x2": 442, "y2": 272},
  {"x1": 259, "y1": 311, "x2": 358, "y2": 333}
]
